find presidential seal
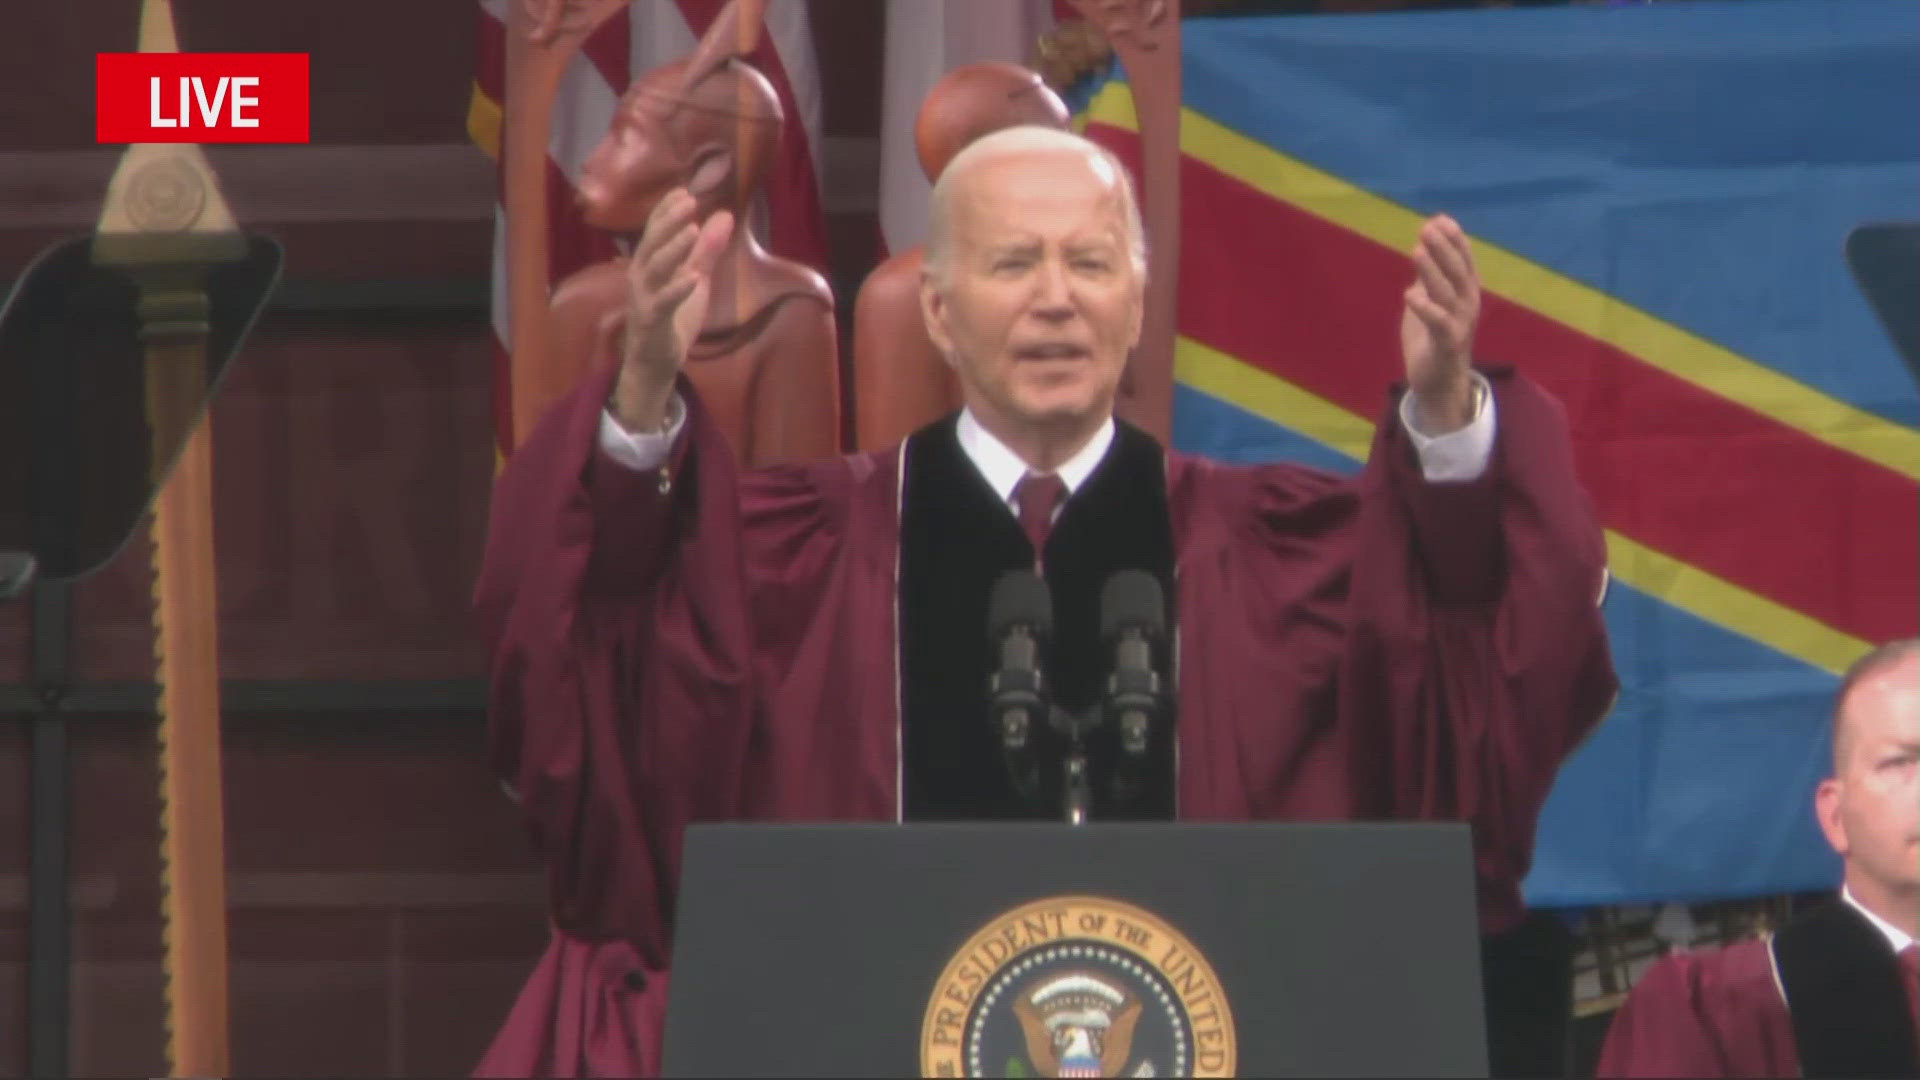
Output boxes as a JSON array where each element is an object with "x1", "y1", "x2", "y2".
[{"x1": 920, "y1": 896, "x2": 1235, "y2": 1078}]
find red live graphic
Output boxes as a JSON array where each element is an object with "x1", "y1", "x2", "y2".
[{"x1": 96, "y1": 53, "x2": 309, "y2": 143}]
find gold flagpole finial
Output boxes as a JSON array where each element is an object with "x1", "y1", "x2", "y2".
[{"x1": 96, "y1": 0, "x2": 243, "y2": 267}]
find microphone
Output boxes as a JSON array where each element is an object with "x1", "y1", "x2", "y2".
[
  {"x1": 987, "y1": 570, "x2": 1052, "y2": 761},
  {"x1": 1100, "y1": 570, "x2": 1166, "y2": 757}
]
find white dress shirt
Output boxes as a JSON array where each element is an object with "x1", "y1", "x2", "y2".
[
  {"x1": 1842, "y1": 884, "x2": 1917, "y2": 954},
  {"x1": 954, "y1": 410, "x2": 1114, "y2": 520},
  {"x1": 597, "y1": 371, "x2": 1499, "y2": 497}
]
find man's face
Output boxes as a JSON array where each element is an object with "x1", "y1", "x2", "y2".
[
  {"x1": 921, "y1": 148, "x2": 1143, "y2": 435},
  {"x1": 1817, "y1": 653, "x2": 1920, "y2": 898}
]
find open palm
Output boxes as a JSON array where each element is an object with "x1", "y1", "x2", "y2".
[
  {"x1": 622, "y1": 190, "x2": 734, "y2": 387},
  {"x1": 1400, "y1": 214, "x2": 1482, "y2": 430}
]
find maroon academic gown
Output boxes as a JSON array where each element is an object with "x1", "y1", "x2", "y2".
[
  {"x1": 470, "y1": 361, "x2": 1616, "y2": 1077},
  {"x1": 1596, "y1": 940, "x2": 1801, "y2": 1078},
  {"x1": 1597, "y1": 898, "x2": 1920, "y2": 1079}
]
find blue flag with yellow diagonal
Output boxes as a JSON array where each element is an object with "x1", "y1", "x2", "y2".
[{"x1": 1080, "y1": 0, "x2": 1919, "y2": 907}]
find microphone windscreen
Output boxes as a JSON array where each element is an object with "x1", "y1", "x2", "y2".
[
  {"x1": 988, "y1": 569, "x2": 1052, "y2": 641},
  {"x1": 1099, "y1": 569, "x2": 1165, "y2": 642}
]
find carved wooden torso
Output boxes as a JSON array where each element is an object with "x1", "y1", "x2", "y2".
[{"x1": 550, "y1": 254, "x2": 837, "y2": 467}]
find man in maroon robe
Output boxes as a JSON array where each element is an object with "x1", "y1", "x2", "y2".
[
  {"x1": 1597, "y1": 639, "x2": 1920, "y2": 1079},
  {"x1": 472, "y1": 126, "x2": 1616, "y2": 1076}
]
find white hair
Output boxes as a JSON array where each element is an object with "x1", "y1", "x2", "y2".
[{"x1": 923, "y1": 125, "x2": 1148, "y2": 289}]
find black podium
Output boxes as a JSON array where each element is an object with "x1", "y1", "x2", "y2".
[{"x1": 662, "y1": 822, "x2": 1488, "y2": 1078}]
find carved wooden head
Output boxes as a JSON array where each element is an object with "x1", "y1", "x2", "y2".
[
  {"x1": 915, "y1": 62, "x2": 1071, "y2": 183},
  {"x1": 575, "y1": 0, "x2": 782, "y2": 231}
]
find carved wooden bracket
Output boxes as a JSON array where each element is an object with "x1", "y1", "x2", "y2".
[{"x1": 1062, "y1": 0, "x2": 1182, "y2": 445}]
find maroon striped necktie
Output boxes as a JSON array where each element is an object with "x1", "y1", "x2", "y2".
[{"x1": 1013, "y1": 472, "x2": 1068, "y2": 565}]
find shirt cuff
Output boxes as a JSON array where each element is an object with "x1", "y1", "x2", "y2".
[
  {"x1": 597, "y1": 393, "x2": 687, "y2": 472},
  {"x1": 1400, "y1": 371, "x2": 1497, "y2": 483}
]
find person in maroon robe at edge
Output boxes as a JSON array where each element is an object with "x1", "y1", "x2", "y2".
[
  {"x1": 1598, "y1": 639, "x2": 1920, "y2": 1079},
  {"x1": 471, "y1": 126, "x2": 1617, "y2": 1077}
]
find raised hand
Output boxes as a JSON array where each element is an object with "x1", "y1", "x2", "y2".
[
  {"x1": 609, "y1": 189, "x2": 734, "y2": 431},
  {"x1": 1400, "y1": 214, "x2": 1482, "y2": 433}
]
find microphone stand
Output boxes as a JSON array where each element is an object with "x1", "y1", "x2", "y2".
[
  {"x1": 1050, "y1": 706, "x2": 1103, "y2": 826},
  {"x1": 993, "y1": 694, "x2": 1098, "y2": 825}
]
